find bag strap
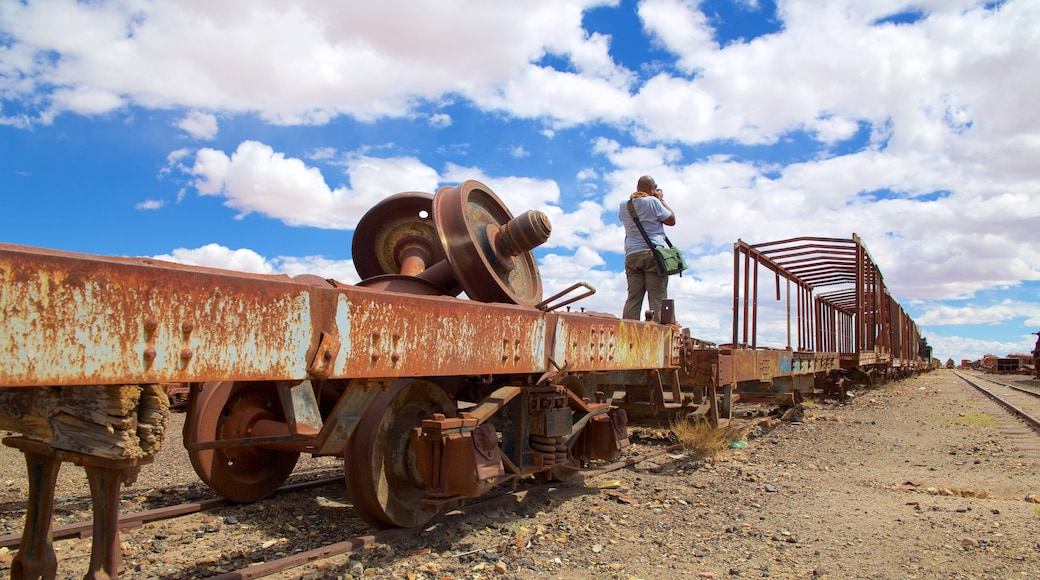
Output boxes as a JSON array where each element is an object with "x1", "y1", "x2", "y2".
[
  {"x1": 628, "y1": 200, "x2": 683, "y2": 277},
  {"x1": 627, "y1": 200, "x2": 676, "y2": 249},
  {"x1": 626, "y1": 200, "x2": 655, "y2": 248}
]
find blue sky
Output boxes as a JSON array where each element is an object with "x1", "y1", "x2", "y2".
[{"x1": 2, "y1": 0, "x2": 1038, "y2": 363}]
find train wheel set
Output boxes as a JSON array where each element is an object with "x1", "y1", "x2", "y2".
[{"x1": 0, "y1": 180, "x2": 931, "y2": 578}]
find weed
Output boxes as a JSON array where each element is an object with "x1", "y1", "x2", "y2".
[
  {"x1": 669, "y1": 417, "x2": 748, "y2": 460},
  {"x1": 950, "y1": 412, "x2": 998, "y2": 428}
]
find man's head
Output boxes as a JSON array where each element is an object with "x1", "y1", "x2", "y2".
[{"x1": 636, "y1": 175, "x2": 657, "y2": 194}]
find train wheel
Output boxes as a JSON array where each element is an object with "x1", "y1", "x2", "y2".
[
  {"x1": 186, "y1": 381, "x2": 300, "y2": 503},
  {"x1": 344, "y1": 378, "x2": 454, "y2": 528}
]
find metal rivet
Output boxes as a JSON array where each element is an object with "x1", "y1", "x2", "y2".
[
  {"x1": 143, "y1": 348, "x2": 157, "y2": 366},
  {"x1": 371, "y1": 352, "x2": 381, "y2": 361},
  {"x1": 144, "y1": 317, "x2": 158, "y2": 334},
  {"x1": 390, "y1": 353, "x2": 400, "y2": 363},
  {"x1": 180, "y1": 348, "x2": 193, "y2": 361},
  {"x1": 181, "y1": 321, "x2": 195, "y2": 334}
]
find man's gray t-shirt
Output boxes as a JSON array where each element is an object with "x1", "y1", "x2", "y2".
[{"x1": 619, "y1": 196, "x2": 671, "y2": 254}]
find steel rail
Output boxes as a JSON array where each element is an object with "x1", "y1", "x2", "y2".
[
  {"x1": 952, "y1": 371, "x2": 1040, "y2": 435},
  {"x1": 970, "y1": 376, "x2": 1040, "y2": 399},
  {"x1": 211, "y1": 443, "x2": 686, "y2": 580},
  {"x1": 0, "y1": 475, "x2": 341, "y2": 549}
]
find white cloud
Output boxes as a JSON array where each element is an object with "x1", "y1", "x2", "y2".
[
  {"x1": 177, "y1": 110, "x2": 218, "y2": 140},
  {"x1": 0, "y1": 0, "x2": 621, "y2": 124},
  {"x1": 429, "y1": 113, "x2": 452, "y2": 128},
  {"x1": 47, "y1": 86, "x2": 123, "y2": 117},
  {"x1": 189, "y1": 140, "x2": 440, "y2": 229},
  {"x1": 152, "y1": 243, "x2": 275, "y2": 274},
  {"x1": 150, "y1": 243, "x2": 359, "y2": 284},
  {"x1": 135, "y1": 199, "x2": 165, "y2": 210}
]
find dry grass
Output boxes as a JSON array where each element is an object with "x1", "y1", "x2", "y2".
[
  {"x1": 669, "y1": 416, "x2": 748, "y2": 460},
  {"x1": 950, "y1": 412, "x2": 998, "y2": 428}
]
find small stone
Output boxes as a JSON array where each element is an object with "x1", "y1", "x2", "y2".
[
  {"x1": 494, "y1": 560, "x2": 508, "y2": 574},
  {"x1": 764, "y1": 484, "x2": 778, "y2": 493},
  {"x1": 961, "y1": 538, "x2": 979, "y2": 549},
  {"x1": 1024, "y1": 494, "x2": 1040, "y2": 504}
]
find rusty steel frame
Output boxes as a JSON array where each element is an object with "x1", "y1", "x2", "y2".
[
  {"x1": 727, "y1": 235, "x2": 925, "y2": 398},
  {"x1": 731, "y1": 235, "x2": 920, "y2": 359}
]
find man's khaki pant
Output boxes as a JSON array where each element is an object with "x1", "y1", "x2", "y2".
[{"x1": 623, "y1": 250, "x2": 668, "y2": 322}]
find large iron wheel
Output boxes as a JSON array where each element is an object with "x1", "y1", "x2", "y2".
[
  {"x1": 186, "y1": 381, "x2": 300, "y2": 503},
  {"x1": 344, "y1": 378, "x2": 455, "y2": 528}
]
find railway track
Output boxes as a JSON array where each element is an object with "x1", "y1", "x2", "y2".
[
  {"x1": 0, "y1": 475, "x2": 342, "y2": 550},
  {"x1": 952, "y1": 371, "x2": 1040, "y2": 435},
  {"x1": 1, "y1": 440, "x2": 683, "y2": 579}
]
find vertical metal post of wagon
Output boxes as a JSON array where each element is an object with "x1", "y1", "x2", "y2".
[
  {"x1": 751, "y1": 256, "x2": 759, "y2": 349},
  {"x1": 736, "y1": 243, "x2": 744, "y2": 347},
  {"x1": 786, "y1": 277, "x2": 792, "y2": 350},
  {"x1": 855, "y1": 238, "x2": 864, "y2": 355},
  {"x1": 741, "y1": 244, "x2": 751, "y2": 346}
]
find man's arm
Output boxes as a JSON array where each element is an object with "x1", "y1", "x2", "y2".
[{"x1": 655, "y1": 191, "x2": 676, "y2": 226}]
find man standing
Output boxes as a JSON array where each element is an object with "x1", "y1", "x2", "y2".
[
  {"x1": 619, "y1": 175, "x2": 676, "y2": 321},
  {"x1": 1032, "y1": 331, "x2": 1040, "y2": 379}
]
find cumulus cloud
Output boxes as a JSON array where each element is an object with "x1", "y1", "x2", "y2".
[
  {"x1": 0, "y1": 0, "x2": 620, "y2": 124},
  {"x1": 189, "y1": 140, "x2": 440, "y2": 229},
  {"x1": 177, "y1": 110, "x2": 218, "y2": 140},
  {"x1": 152, "y1": 243, "x2": 275, "y2": 274},
  {"x1": 151, "y1": 243, "x2": 359, "y2": 283}
]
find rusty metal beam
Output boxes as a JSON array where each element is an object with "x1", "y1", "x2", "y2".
[{"x1": 1, "y1": 243, "x2": 678, "y2": 389}]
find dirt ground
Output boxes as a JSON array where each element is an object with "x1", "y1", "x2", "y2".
[{"x1": 2, "y1": 369, "x2": 1039, "y2": 579}]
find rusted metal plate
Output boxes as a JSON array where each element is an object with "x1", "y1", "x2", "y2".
[
  {"x1": 551, "y1": 313, "x2": 674, "y2": 371},
  {"x1": 720, "y1": 348, "x2": 841, "y2": 386},
  {"x1": 331, "y1": 289, "x2": 546, "y2": 377},
  {"x1": 1, "y1": 243, "x2": 549, "y2": 387},
  {"x1": 1, "y1": 244, "x2": 313, "y2": 386}
]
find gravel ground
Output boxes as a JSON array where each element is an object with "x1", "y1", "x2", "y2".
[{"x1": 2, "y1": 369, "x2": 1039, "y2": 579}]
